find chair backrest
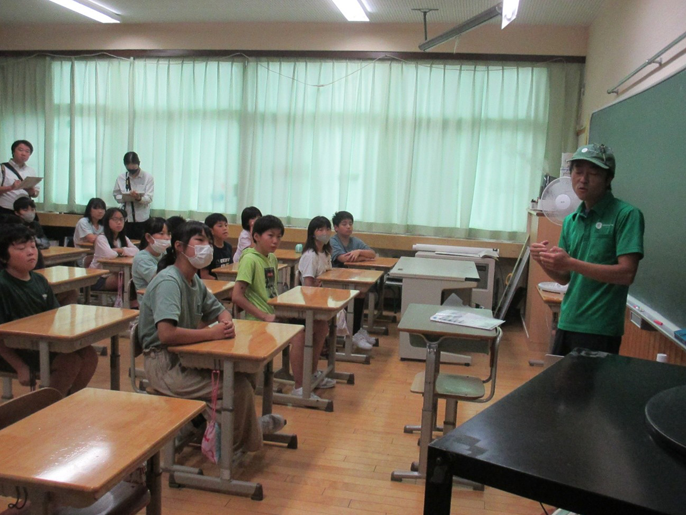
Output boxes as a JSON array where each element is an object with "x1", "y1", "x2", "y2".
[{"x1": 0, "y1": 388, "x2": 63, "y2": 430}]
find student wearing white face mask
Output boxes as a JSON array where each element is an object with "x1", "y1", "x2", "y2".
[
  {"x1": 138, "y1": 221, "x2": 284, "y2": 452},
  {"x1": 13, "y1": 197, "x2": 49, "y2": 249},
  {"x1": 132, "y1": 217, "x2": 171, "y2": 305}
]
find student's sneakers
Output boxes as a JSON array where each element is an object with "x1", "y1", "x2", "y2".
[
  {"x1": 260, "y1": 414, "x2": 286, "y2": 435},
  {"x1": 356, "y1": 328, "x2": 377, "y2": 345},
  {"x1": 312, "y1": 370, "x2": 336, "y2": 389},
  {"x1": 292, "y1": 387, "x2": 323, "y2": 400},
  {"x1": 353, "y1": 331, "x2": 374, "y2": 350}
]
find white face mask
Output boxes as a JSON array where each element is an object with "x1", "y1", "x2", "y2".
[
  {"x1": 184, "y1": 244, "x2": 213, "y2": 269},
  {"x1": 20, "y1": 211, "x2": 36, "y2": 223},
  {"x1": 315, "y1": 233, "x2": 331, "y2": 244},
  {"x1": 149, "y1": 238, "x2": 171, "y2": 255}
]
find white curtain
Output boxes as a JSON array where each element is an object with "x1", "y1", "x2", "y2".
[{"x1": 0, "y1": 55, "x2": 582, "y2": 239}]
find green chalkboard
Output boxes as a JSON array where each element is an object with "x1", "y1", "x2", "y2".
[{"x1": 589, "y1": 66, "x2": 686, "y2": 330}]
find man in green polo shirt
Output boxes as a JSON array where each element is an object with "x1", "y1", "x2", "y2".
[{"x1": 531, "y1": 143, "x2": 644, "y2": 355}]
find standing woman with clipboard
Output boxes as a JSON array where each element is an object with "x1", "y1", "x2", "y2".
[
  {"x1": 0, "y1": 140, "x2": 41, "y2": 216},
  {"x1": 113, "y1": 151, "x2": 154, "y2": 240}
]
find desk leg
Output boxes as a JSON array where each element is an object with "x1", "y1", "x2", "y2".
[
  {"x1": 170, "y1": 359, "x2": 263, "y2": 499},
  {"x1": 261, "y1": 359, "x2": 298, "y2": 449},
  {"x1": 39, "y1": 340, "x2": 50, "y2": 388},
  {"x1": 327, "y1": 315, "x2": 354, "y2": 385},
  {"x1": 365, "y1": 290, "x2": 388, "y2": 335},
  {"x1": 84, "y1": 285, "x2": 91, "y2": 305},
  {"x1": 110, "y1": 335, "x2": 120, "y2": 391},
  {"x1": 423, "y1": 446, "x2": 453, "y2": 515},
  {"x1": 123, "y1": 268, "x2": 131, "y2": 309},
  {"x1": 146, "y1": 451, "x2": 162, "y2": 515},
  {"x1": 391, "y1": 342, "x2": 438, "y2": 482}
]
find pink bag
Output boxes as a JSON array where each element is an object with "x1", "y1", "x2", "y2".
[
  {"x1": 113, "y1": 271, "x2": 124, "y2": 308},
  {"x1": 201, "y1": 370, "x2": 221, "y2": 463}
]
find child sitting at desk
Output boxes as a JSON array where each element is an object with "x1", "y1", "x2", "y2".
[
  {"x1": 0, "y1": 224, "x2": 98, "y2": 395},
  {"x1": 90, "y1": 207, "x2": 139, "y2": 291},
  {"x1": 73, "y1": 197, "x2": 106, "y2": 246},
  {"x1": 233, "y1": 206, "x2": 262, "y2": 263},
  {"x1": 13, "y1": 197, "x2": 49, "y2": 249},
  {"x1": 292, "y1": 216, "x2": 338, "y2": 396},
  {"x1": 132, "y1": 217, "x2": 170, "y2": 304},
  {"x1": 330, "y1": 211, "x2": 377, "y2": 350},
  {"x1": 139, "y1": 221, "x2": 284, "y2": 452},
  {"x1": 199, "y1": 213, "x2": 232, "y2": 280}
]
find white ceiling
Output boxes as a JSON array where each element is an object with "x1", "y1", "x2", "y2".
[{"x1": 0, "y1": 0, "x2": 604, "y2": 26}]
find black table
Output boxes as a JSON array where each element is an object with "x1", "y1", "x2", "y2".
[{"x1": 424, "y1": 351, "x2": 686, "y2": 515}]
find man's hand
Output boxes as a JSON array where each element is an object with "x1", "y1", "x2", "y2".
[
  {"x1": 131, "y1": 191, "x2": 142, "y2": 201},
  {"x1": 530, "y1": 240, "x2": 549, "y2": 265},
  {"x1": 539, "y1": 246, "x2": 573, "y2": 273}
]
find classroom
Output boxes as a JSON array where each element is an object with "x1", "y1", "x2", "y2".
[{"x1": 1, "y1": 1, "x2": 685, "y2": 514}]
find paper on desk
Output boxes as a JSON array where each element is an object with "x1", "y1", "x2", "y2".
[
  {"x1": 17, "y1": 177, "x2": 42, "y2": 189},
  {"x1": 430, "y1": 310, "x2": 504, "y2": 330}
]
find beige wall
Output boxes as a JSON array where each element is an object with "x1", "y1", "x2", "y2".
[
  {"x1": 580, "y1": 0, "x2": 686, "y2": 139},
  {"x1": 0, "y1": 21, "x2": 586, "y2": 56}
]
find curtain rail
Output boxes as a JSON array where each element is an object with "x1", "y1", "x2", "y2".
[{"x1": 607, "y1": 30, "x2": 686, "y2": 94}]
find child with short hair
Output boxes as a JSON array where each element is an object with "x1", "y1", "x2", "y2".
[
  {"x1": 139, "y1": 221, "x2": 284, "y2": 452},
  {"x1": 13, "y1": 197, "x2": 49, "y2": 249},
  {"x1": 74, "y1": 197, "x2": 106, "y2": 246},
  {"x1": 199, "y1": 213, "x2": 233, "y2": 279},
  {"x1": 233, "y1": 206, "x2": 262, "y2": 263},
  {"x1": 330, "y1": 211, "x2": 377, "y2": 350},
  {"x1": 132, "y1": 217, "x2": 170, "y2": 304},
  {"x1": 0, "y1": 224, "x2": 98, "y2": 395},
  {"x1": 90, "y1": 207, "x2": 139, "y2": 291},
  {"x1": 232, "y1": 215, "x2": 323, "y2": 399}
]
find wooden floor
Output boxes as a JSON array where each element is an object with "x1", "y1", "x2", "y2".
[{"x1": 2, "y1": 315, "x2": 552, "y2": 515}]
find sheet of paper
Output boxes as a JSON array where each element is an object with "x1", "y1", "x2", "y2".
[
  {"x1": 430, "y1": 310, "x2": 505, "y2": 330},
  {"x1": 17, "y1": 176, "x2": 42, "y2": 189}
]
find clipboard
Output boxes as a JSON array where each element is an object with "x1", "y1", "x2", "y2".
[
  {"x1": 18, "y1": 177, "x2": 42, "y2": 189},
  {"x1": 120, "y1": 193, "x2": 137, "y2": 202}
]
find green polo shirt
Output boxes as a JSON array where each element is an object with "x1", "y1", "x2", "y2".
[
  {"x1": 557, "y1": 192, "x2": 644, "y2": 337},
  {"x1": 235, "y1": 248, "x2": 279, "y2": 320}
]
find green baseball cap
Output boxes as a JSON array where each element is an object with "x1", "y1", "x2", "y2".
[{"x1": 569, "y1": 143, "x2": 616, "y2": 174}]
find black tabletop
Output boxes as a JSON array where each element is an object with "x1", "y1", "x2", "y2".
[{"x1": 429, "y1": 351, "x2": 686, "y2": 515}]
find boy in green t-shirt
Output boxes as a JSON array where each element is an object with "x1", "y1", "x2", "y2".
[
  {"x1": 232, "y1": 216, "x2": 324, "y2": 399},
  {"x1": 0, "y1": 224, "x2": 98, "y2": 395}
]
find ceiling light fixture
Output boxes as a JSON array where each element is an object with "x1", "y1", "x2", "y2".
[
  {"x1": 331, "y1": 0, "x2": 369, "y2": 22},
  {"x1": 419, "y1": 1, "x2": 519, "y2": 52},
  {"x1": 47, "y1": 0, "x2": 120, "y2": 24}
]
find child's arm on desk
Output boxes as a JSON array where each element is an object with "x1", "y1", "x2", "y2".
[
  {"x1": 158, "y1": 313, "x2": 235, "y2": 345},
  {"x1": 232, "y1": 281, "x2": 277, "y2": 322}
]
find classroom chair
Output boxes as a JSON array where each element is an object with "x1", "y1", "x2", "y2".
[
  {"x1": 128, "y1": 321, "x2": 148, "y2": 394},
  {"x1": 0, "y1": 389, "x2": 151, "y2": 515},
  {"x1": 395, "y1": 328, "x2": 502, "y2": 487},
  {"x1": 0, "y1": 369, "x2": 38, "y2": 402}
]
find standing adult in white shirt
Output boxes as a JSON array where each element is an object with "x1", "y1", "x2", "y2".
[
  {"x1": 0, "y1": 140, "x2": 40, "y2": 216},
  {"x1": 113, "y1": 151, "x2": 154, "y2": 240}
]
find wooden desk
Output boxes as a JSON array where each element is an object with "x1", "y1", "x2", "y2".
[
  {"x1": 390, "y1": 257, "x2": 479, "y2": 363},
  {"x1": 0, "y1": 388, "x2": 204, "y2": 515},
  {"x1": 393, "y1": 303, "x2": 500, "y2": 483},
  {"x1": 213, "y1": 262, "x2": 286, "y2": 282},
  {"x1": 425, "y1": 352, "x2": 686, "y2": 515},
  {"x1": 274, "y1": 249, "x2": 301, "y2": 288},
  {"x1": 0, "y1": 305, "x2": 138, "y2": 390},
  {"x1": 138, "y1": 279, "x2": 235, "y2": 302},
  {"x1": 41, "y1": 246, "x2": 89, "y2": 267},
  {"x1": 168, "y1": 319, "x2": 302, "y2": 499},
  {"x1": 344, "y1": 257, "x2": 399, "y2": 271},
  {"x1": 35, "y1": 266, "x2": 109, "y2": 304},
  {"x1": 97, "y1": 256, "x2": 135, "y2": 308},
  {"x1": 268, "y1": 286, "x2": 357, "y2": 411},
  {"x1": 345, "y1": 257, "x2": 400, "y2": 332},
  {"x1": 319, "y1": 268, "x2": 384, "y2": 364}
]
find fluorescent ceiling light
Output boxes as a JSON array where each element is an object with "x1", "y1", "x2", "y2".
[
  {"x1": 331, "y1": 0, "x2": 369, "y2": 22},
  {"x1": 419, "y1": 3, "x2": 502, "y2": 52},
  {"x1": 501, "y1": 0, "x2": 520, "y2": 29},
  {"x1": 47, "y1": 0, "x2": 120, "y2": 23}
]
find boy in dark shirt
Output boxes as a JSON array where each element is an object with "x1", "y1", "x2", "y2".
[
  {"x1": 0, "y1": 224, "x2": 98, "y2": 394},
  {"x1": 199, "y1": 213, "x2": 233, "y2": 279}
]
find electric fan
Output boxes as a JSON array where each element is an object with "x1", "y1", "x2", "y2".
[{"x1": 538, "y1": 177, "x2": 581, "y2": 225}]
